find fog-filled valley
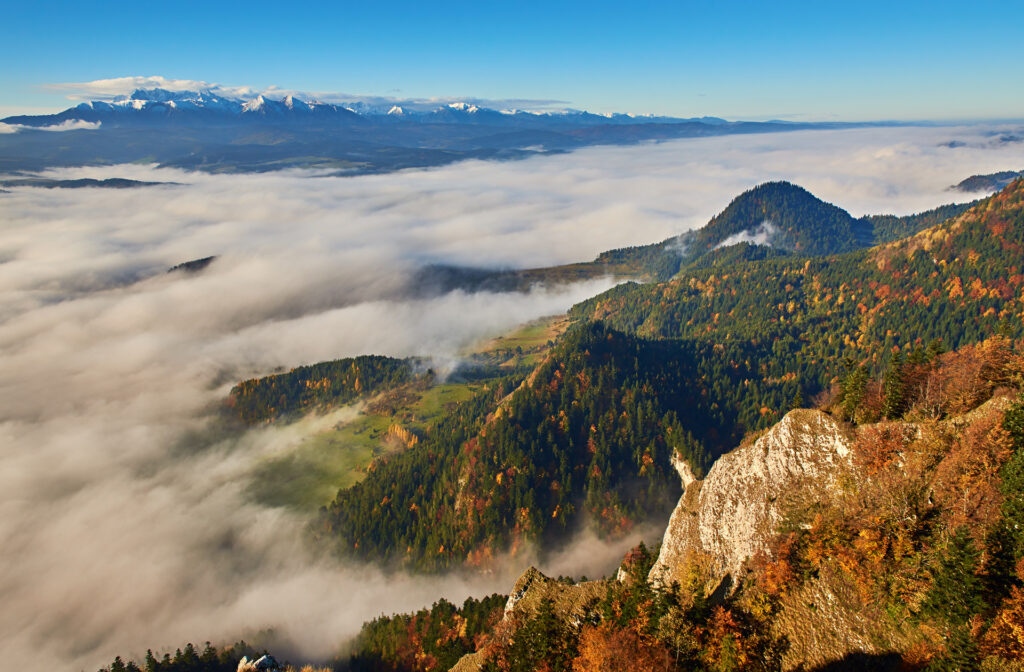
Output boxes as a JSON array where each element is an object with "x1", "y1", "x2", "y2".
[{"x1": 2, "y1": 125, "x2": 1024, "y2": 670}]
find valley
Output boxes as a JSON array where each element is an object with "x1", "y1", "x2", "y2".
[
  {"x1": 88, "y1": 173, "x2": 1024, "y2": 671},
  {"x1": 9, "y1": 6, "x2": 1024, "y2": 671},
  {"x1": 6, "y1": 119, "x2": 1022, "y2": 672}
]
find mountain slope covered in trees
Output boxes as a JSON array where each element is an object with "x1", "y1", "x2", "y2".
[
  {"x1": 230, "y1": 356, "x2": 426, "y2": 423},
  {"x1": 327, "y1": 337, "x2": 1024, "y2": 672},
  {"x1": 592, "y1": 182, "x2": 974, "y2": 281},
  {"x1": 315, "y1": 179, "x2": 1024, "y2": 572},
  {"x1": 98, "y1": 178, "x2": 1024, "y2": 672}
]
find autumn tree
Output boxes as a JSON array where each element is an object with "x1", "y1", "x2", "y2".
[{"x1": 573, "y1": 624, "x2": 672, "y2": 672}]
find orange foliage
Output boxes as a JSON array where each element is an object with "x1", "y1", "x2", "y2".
[
  {"x1": 932, "y1": 404, "x2": 1013, "y2": 530},
  {"x1": 905, "y1": 337, "x2": 1023, "y2": 419},
  {"x1": 754, "y1": 533, "x2": 800, "y2": 598},
  {"x1": 573, "y1": 624, "x2": 673, "y2": 672},
  {"x1": 948, "y1": 276, "x2": 964, "y2": 300},
  {"x1": 701, "y1": 607, "x2": 750, "y2": 671},
  {"x1": 853, "y1": 423, "x2": 912, "y2": 474},
  {"x1": 983, "y1": 586, "x2": 1024, "y2": 659}
]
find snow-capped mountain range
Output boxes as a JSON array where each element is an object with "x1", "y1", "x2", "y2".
[
  {"x1": 3, "y1": 88, "x2": 729, "y2": 128},
  {"x1": 0, "y1": 89, "x2": 846, "y2": 176}
]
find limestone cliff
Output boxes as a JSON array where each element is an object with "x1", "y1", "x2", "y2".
[
  {"x1": 441, "y1": 386, "x2": 1024, "y2": 672},
  {"x1": 650, "y1": 409, "x2": 854, "y2": 587}
]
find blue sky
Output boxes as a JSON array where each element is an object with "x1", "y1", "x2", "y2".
[{"x1": 2, "y1": 0, "x2": 1022, "y2": 120}]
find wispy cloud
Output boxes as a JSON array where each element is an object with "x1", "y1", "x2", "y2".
[
  {"x1": 714, "y1": 220, "x2": 779, "y2": 248},
  {"x1": 0, "y1": 119, "x2": 101, "y2": 133},
  {"x1": 42, "y1": 75, "x2": 570, "y2": 112},
  {"x1": 44, "y1": 75, "x2": 228, "y2": 100}
]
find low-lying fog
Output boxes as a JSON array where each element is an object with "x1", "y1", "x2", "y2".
[{"x1": 1, "y1": 125, "x2": 1022, "y2": 670}]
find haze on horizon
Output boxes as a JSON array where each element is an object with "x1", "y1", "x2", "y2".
[{"x1": 1, "y1": 0, "x2": 1022, "y2": 121}]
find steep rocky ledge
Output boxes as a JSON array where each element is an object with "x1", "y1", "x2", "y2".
[
  {"x1": 650, "y1": 409, "x2": 854, "y2": 588},
  {"x1": 448, "y1": 398, "x2": 1018, "y2": 671},
  {"x1": 450, "y1": 568, "x2": 605, "y2": 672}
]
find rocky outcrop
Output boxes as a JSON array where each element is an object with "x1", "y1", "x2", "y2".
[
  {"x1": 501, "y1": 567, "x2": 606, "y2": 624},
  {"x1": 237, "y1": 655, "x2": 281, "y2": 672},
  {"x1": 449, "y1": 567, "x2": 606, "y2": 672},
  {"x1": 384, "y1": 423, "x2": 419, "y2": 448},
  {"x1": 650, "y1": 409, "x2": 854, "y2": 587},
  {"x1": 771, "y1": 571, "x2": 913, "y2": 670}
]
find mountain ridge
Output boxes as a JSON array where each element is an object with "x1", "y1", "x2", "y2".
[
  {"x1": 310, "y1": 179, "x2": 1024, "y2": 573},
  {"x1": 0, "y1": 90, "x2": 886, "y2": 175},
  {"x1": 1, "y1": 88, "x2": 759, "y2": 129}
]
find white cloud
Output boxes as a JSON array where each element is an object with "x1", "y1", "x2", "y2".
[
  {"x1": 0, "y1": 119, "x2": 101, "y2": 133},
  {"x1": 42, "y1": 75, "x2": 569, "y2": 111},
  {"x1": 715, "y1": 220, "x2": 779, "y2": 248},
  {"x1": 44, "y1": 75, "x2": 223, "y2": 100},
  {"x1": 0, "y1": 125, "x2": 1022, "y2": 670}
]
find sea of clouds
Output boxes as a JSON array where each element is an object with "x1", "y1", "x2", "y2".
[{"x1": 1, "y1": 125, "x2": 1022, "y2": 670}]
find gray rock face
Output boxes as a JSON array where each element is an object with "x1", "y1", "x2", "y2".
[{"x1": 650, "y1": 409, "x2": 853, "y2": 586}]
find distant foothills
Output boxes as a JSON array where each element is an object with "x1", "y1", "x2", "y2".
[{"x1": 0, "y1": 88, "x2": 888, "y2": 174}]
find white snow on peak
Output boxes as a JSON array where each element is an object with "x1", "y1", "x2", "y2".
[
  {"x1": 387, "y1": 105, "x2": 405, "y2": 115},
  {"x1": 447, "y1": 102, "x2": 480, "y2": 113},
  {"x1": 282, "y1": 95, "x2": 310, "y2": 111},
  {"x1": 241, "y1": 96, "x2": 266, "y2": 112}
]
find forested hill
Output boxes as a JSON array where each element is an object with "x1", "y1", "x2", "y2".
[
  {"x1": 574, "y1": 178, "x2": 1024, "y2": 377},
  {"x1": 696, "y1": 181, "x2": 873, "y2": 255},
  {"x1": 229, "y1": 355, "x2": 425, "y2": 423},
  {"x1": 865, "y1": 200, "x2": 977, "y2": 244},
  {"x1": 953, "y1": 169, "x2": 1024, "y2": 193},
  {"x1": 593, "y1": 181, "x2": 973, "y2": 280},
  {"x1": 376, "y1": 184, "x2": 974, "y2": 296},
  {"x1": 317, "y1": 179, "x2": 1024, "y2": 572},
  {"x1": 319, "y1": 325, "x2": 701, "y2": 571}
]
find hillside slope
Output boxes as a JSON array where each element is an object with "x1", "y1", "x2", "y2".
[
  {"x1": 594, "y1": 181, "x2": 970, "y2": 280},
  {"x1": 426, "y1": 337, "x2": 1024, "y2": 672},
  {"x1": 313, "y1": 180, "x2": 1024, "y2": 573}
]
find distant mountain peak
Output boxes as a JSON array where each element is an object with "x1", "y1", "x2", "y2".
[
  {"x1": 446, "y1": 102, "x2": 481, "y2": 113},
  {"x1": 127, "y1": 88, "x2": 202, "y2": 102},
  {"x1": 241, "y1": 95, "x2": 266, "y2": 113}
]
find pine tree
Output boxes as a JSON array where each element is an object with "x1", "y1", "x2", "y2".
[
  {"x1": 841, "y1": 364, "x2": 868, "y2": 422},
  {"x1": 999, "y1": 402, "x2": 1024, "y2": 558},
  {"x1": 922, "y1": 526, "x2": 985, "y2": 626},
  {"x1": 984, "y1": 520, "x2": 1020, "y2": 608},
  {"x1": 925, "y1": 625, "x2": 980, "y2": 672},
  {"x1": 790, "y1": 386, "x2": 804, "y2": 411},
  {"x1": 882, "y1": 353, "x2": 906, "y2": 419}
]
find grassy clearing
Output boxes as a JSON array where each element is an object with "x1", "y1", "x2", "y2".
[
  {"x1": 246, "y1": 412, "x2": 392, "y2": 511},
  {"x1": 471, "y1": 314, "x2": 570, "y2": 367},
  {"x1": 246, "y1": 315, "x2": 570, "y2": 512},
  {"x1": 247, "y1": 382, "x2": 483, "y2": 512},
  {"x1": 406, "y1": 382, "x2": 481, "y2": 429}
]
